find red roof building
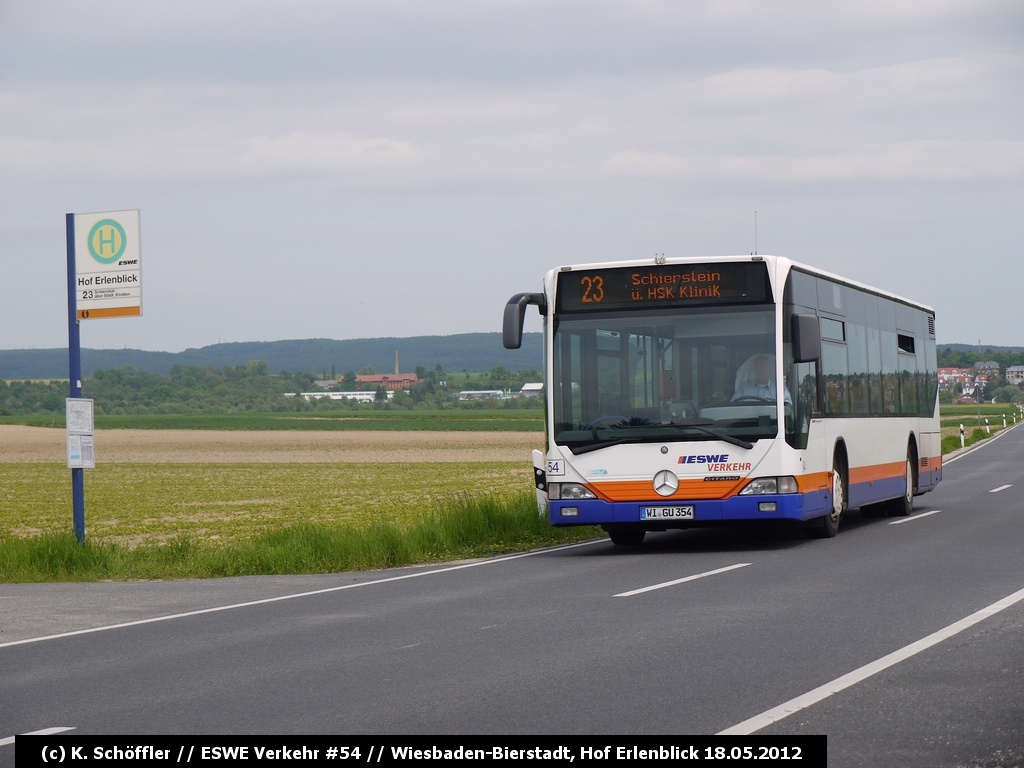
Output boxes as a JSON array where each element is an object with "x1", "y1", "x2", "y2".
[{"x1": 354, "y1": 373, "x2": 420, "y2": 390}]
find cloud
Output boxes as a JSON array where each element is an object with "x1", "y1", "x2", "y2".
[
  {"x1": 607, "y1": 140, "x2": 1024, "y2": 182},
  {"x1": 0, "y1": 1, "x2": 1022, "y2": 350},
  {"x1": 3, "y1": 56, "x2": 1020, "y2": 189}
]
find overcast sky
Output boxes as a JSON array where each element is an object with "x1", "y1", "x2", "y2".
[{"x1": 1, "y1": 0, "x2": 1021, "y2": 352}]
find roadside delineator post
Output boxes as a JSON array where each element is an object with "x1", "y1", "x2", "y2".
[{"x1": 960, "y1": 424, "x2": 964, "y2": 449}]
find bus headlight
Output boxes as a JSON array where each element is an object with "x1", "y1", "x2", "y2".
[
  {"x1": 548, "y1": 483, "x2": 597, "y2": 500},
  {"x1": 739, "y1": 476, "x2": 798, "y2": 495}
]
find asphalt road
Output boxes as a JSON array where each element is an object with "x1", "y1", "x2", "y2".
[{"x1": 3, "y1": 423, "x2": 1024, "y2": 767}]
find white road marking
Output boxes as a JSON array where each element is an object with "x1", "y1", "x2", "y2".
[
  {"x1": 718, "y1": 583, "x2": 1024, "y2": 735},
  {"x1": 614, "y1": 563, "x2": 751, "y2": 597},
  {"x1": 0, "y1": 727, "x2": 75, "y2": 747},
  {"x1": 0, "y1": 539, "x2": 605, "y2": 651},
  {"x1": 989, "y1": 484, "x2": 1012, "y2": 493},
  {"x1": 888, "y1": 510, "x2": 941, "y2": 526}
]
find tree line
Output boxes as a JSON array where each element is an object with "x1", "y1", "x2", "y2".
[{"x1": 0, "y1": 362, "x2": 543, "y2": 416}]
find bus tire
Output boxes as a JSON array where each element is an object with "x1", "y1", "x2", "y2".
[
  {"x1": 812, "y1": 452, "x2": 846, "y2": 538},
  {"x1": 605, "y1": 525, "x2": 646, "y2": 546},
  {"x1": 888, "y1": 451, "x2": 916, "y2": 517}
]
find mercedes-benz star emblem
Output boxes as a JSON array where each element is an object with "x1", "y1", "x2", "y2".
[{"x1": 653, "y1": 469, "x2": 679, "y2": 497}]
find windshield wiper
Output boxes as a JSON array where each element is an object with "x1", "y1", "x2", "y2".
[
  {"x1": 669, "y1": 424, "x2": 754, "y2": 450},
  {"x1": 567, "y1": 437, "x2": 647, "y2": 455},
  {"x1": 564, "y1": 424, "x2": 753, "y2": 455}
]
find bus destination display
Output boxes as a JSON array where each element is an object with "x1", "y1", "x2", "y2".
[{"x1": 556, "y1": 261, "x2": 770, "y2": 312}]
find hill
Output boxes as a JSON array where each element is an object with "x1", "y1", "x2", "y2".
[
  {"x1": 0, "y1": 333, "x2": 542, "y2": 380},
  {"x1": 5, "y1": 336, "x2": 1017, "y2": 381},
  {"x1": 938, "y1": 343, "x2": 1024, "y2": 355}
]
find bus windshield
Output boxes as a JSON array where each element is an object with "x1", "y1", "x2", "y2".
[{"x1": 552, "y1": 305, "x2": 783, "y2": 453}]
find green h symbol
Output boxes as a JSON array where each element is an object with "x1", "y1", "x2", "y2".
[
  {"x1": 98, "y1": 226, "x2": 116, "y2": 254},
  {"x1": 87, "y1": 218, "x2": 127, "y2": 263}
]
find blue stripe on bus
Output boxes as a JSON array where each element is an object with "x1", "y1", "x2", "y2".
[
  {"x1": 848, "y1": 475, "x2": 906, "y2": 509},
  {"x1": 549, "y1": 490, "x2": 832, "y2": 526}
]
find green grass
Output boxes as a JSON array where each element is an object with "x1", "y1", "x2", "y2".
[
  {"x1": 941, "y1": 427, "x2": 994, "y2": 455},
  {"x1": 942, "y1": 418, "x2": 1017, "y2": 429},
  {"x1": 0, "y1": 493, "x2": 600, "y2": 582},
  {"x1": 940, "y1": 404, "x2": 1021, "y2": 418},
  {"x1": 0, "y1": 410, "x2": 544, "y2": 431}
]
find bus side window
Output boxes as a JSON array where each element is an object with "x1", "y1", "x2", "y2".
[
  {"x1": 878, "y1": 299, "x2": 900, "y2": 415},
  {"x1": 821, "y1": 341, "x2": 849, "y2": 416}
]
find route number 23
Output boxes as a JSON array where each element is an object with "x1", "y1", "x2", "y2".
[{"x1": 581, "y1": 275, "x2": 604, "y2": 303}]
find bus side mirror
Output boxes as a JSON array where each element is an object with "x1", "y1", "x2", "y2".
[
  {"x1": 792, "y1": 313, "x2": 820, "y2": 363},
  {"x1": 503, "y1": 292, "x2": 547, "y2": 349}
]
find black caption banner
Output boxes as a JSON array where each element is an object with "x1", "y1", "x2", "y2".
[{"x1": 16, "y1": 735, "x2": 825, "y2": 768}]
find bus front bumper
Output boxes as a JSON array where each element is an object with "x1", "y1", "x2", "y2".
[{"x1": 548, "y1": 491, "x2": 831, "y2": 526}]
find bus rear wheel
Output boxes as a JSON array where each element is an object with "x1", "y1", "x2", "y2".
[
  {"x1": 887, "y1": 453, "x2": 915, "y2": 517},
  {"x1": 604, "y1": 525, "x2": 646, "y2": 546}
]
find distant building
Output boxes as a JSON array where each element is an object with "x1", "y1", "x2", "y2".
[
  {"x1": 958, "y1": 383, "x2": 981, "y2": 404},
  {"x1": 354, "y1": 373, "x2": 420, "y2": 390},
  {"x1": 974, "y1": 361, "x2": 1000, "y2": 373},
  {"x1": 937, "y1": 368, "x2": 972, "y2": 390},
  {"x1": 352, "y1": 349, "x2": 420, "y2": 391},
  {"x1": 458, "y1": 390, "x2": 507, "y2": 401},
  {"x1": 520, "y1": 382, "x2": 544, "y2": 398},
  {"x1": 312, "y1": 379, "x2": 337, "y2": 390},
  {"x1": 1007, "y1": 366, "x2": 1024, "y2": 385},
  {"x1": 285, "y1": 391, "x2": 392, "y2": 402}
]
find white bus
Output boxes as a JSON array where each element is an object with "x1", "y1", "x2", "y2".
[{"x1": 502, "y1": 256, "x2": 940, "y2": 544}]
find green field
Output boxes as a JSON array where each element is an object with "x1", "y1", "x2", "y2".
[
  {"x1": 2, "y1": 405, "x2": 1014, "y2": 432},
  {"x1": 940, "y1": 403, "x2": 1022, "y2": 418},
  {"x1": 1, "y1": 462, "x2": 540, "y2": 542},
  {"x1": 0, "y1": 410, "x2": 545, "y2": 431}
]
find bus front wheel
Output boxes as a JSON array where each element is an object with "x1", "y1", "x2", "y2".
[
  {"x1": 604, "y1": 525, "x2": 646, "y2": 546},
  {"x1": 812, "y1": 456, "x2": 845, "y2": 538}
]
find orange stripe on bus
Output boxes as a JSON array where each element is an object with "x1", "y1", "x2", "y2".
[
  {"x1": 591, "y1": 472, "x2": 830, "y2": 502},
  {"x1": 588, "y1": 478, "x2": 748, "y2": 502},
  {"x1": 796, "y1": 472, "x2": 831, "y2": 493},
  {"x1": 849, "y1": 462, "x2": 906, "y2": 486},
  {"x1": 584, "y1": 458, "x2": 933, "y2": 504}
]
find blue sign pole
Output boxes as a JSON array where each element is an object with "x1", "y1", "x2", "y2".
[{"x1": 66, "y1": 213, "x2": 85, "y2": 543}]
